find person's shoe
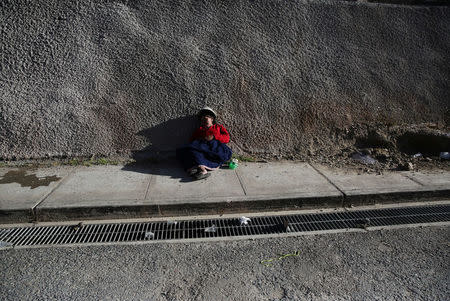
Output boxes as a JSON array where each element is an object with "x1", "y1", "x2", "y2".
[
  {"x1": 188, "y1": 168, "x2": 198, "y2": 177},
  {"x1": 194, "y1": 171, "x2": 211, "y2": 180}
]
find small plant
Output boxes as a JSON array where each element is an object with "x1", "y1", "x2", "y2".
[
  {"x1": 66, "y1": 157, "x2": 119, "y2": 166},
  {"x1": 93, "y1": 157, "x2": 118, "y2": 165},
  {"x1": 68, "y1": 159, "x2": 80, "y2": 166},
  {"x1": 82, "y1": 160, "x2": 92, "y2": 166},
  {"x1": 96, "y1": 157, "x2": 109, "y2": 165},
  {"x1": 232, "y1": 154, "x2": 257, "y2": 162}
]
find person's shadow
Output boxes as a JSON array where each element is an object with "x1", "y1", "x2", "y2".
[{"x1": 122, "y1": 115, "x2": 209, "y2": 182}]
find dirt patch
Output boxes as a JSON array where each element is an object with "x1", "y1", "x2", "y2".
[{"x1": 243, "y1": 122, "x2": 450, "y2": 173}]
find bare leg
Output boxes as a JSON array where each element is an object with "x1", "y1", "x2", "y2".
[{"x1": 198, "y1": 165, "x2": 208, "y2": 174}]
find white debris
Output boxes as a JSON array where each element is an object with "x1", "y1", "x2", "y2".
[
  {"x1": 412, "y1": 153, "x2": 422, "y2": 158},
  {"x1": 440, "y1": 152, "x2": 450, "y2": 160},
  {"x1": 0, "y1": 241, "x2": 13, "y2": 249},
  {"x1": 239, "y1": 216, "x2": 251, "y2": 226},
  {"x1": 351, "y1": 152, "x2": 377, "y2": 165},
  {"x1": 167, "y1": 221, "x2": 178, "y2": 226},
  {"x1": 144, "y1": 232, "x2": 155, "y2": 239},
  {"x1": 204, "y1": 225, "x2": 217, "y2": 233},
  {"x1": 283, "y1": 220, "x2": 291, "y2": 232}
]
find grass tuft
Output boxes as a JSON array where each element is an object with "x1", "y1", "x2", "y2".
[
  {"x1": 231, "y1": 154, "x2": 257, "y2": 162},
  {"x1": 67, "y1": 157, "x2": 118, "y2": 166}
]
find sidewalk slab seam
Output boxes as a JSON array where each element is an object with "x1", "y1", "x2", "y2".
[
  {"x1": 144, "y1": 174, "x2": 154, "y2": 200},
  {"x1": 0, "y1": 167, "x2": 73, "y2": 223},
  {"x1": 31, "y1": 168, "x2": 76, "y2": 217},
  {"x1": 309, "y1": 163, "x2": 347, "y2": 196},
  {"x1": 400, "y1": 173, "x2": 425, "y2": 186},
  {"x1": 234, "y1": 169, "x2": 248, "y2": 195},
  {"x1": 400, "y1": 171, "x2": 450, "y2": 188}
]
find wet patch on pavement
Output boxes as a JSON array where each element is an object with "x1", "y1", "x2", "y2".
[{"x1": 0, "y1": 169, "x2": 61, "y2": 189}]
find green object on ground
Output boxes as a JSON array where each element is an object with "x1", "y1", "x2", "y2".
[{"x1": 228, "y1": 159, "x2": 238, "y2": 170}]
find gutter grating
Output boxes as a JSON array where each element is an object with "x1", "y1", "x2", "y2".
[{"x1": 0, "y1": 204, "x2": 449, "y2": 247}]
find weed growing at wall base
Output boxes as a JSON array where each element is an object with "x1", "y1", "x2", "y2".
[
  {"x1": 67, "y1": 157, "x2": 119, "y2": 166},
  {"x1": 232, "y1": 154, "x2": 257, "y2": 162}
]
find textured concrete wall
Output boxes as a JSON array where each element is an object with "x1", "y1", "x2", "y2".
[{"x1": 1, "y1": 0, "x2": 449, "y2": 159}]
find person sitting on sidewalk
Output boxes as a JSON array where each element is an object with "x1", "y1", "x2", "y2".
[{"x1": 176, "y1": 107, "x2": 232, "y2": 180}]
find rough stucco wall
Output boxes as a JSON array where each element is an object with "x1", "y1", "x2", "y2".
[{"x1": 0, "y1": 0, "x2": 449, "y2": 159}]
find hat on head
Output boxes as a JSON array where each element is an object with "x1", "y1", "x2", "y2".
[{"x1": 198, "y1": 106, "x2": 217, "y2": 120}]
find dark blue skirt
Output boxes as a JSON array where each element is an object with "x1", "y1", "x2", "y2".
[{"x1": 176, "y1": 140, "x2": 232, "y2": 170}]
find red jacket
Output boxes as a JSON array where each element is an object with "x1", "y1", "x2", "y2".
[{"x1": 190, "y1": 124, "x2": 230, "y2": 144}]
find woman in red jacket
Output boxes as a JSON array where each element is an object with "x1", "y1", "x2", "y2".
[{"x1": 176, "y1": 107, "x2": 232, "y2": 180}]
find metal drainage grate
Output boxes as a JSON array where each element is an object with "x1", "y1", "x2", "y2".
[{"x1": 1, "y1": 204, "x2": 449, "y2": 247}]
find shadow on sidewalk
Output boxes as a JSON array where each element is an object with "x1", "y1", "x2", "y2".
[
  {"x1": 121, "y1": 160, "x2": 187, "y2": 182},
  {"x1": 121, "y1": 114, "x2": 225, "y2": 182},
  {"x1": 122, "y1": 160, "x2": 231, "y2": 183}
]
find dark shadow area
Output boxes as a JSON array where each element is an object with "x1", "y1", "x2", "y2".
[
  {"x1": 122, "y1": 115, "x2": 230, "y2": 182},
  {"x1": 133, "y1": 115, "x2": 197, "y2": 159},
  {"x1": 396, "y1": 132, "x2": 450, "y2": 156},
  {"x1": 122, "y1": 160, "x2": 207, "y2": 182},
  {"x1": 122, "y1": 159, "x2": 232, "y2": 183},
  {"x1": 346, "y1": 0, "x2": 450, "y2": 6},
  {"x1": 355, "y1": 130, "x2": 394, "y2": 149}
]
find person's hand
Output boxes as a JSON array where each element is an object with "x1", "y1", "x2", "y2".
[{"x1": 205, "y1": 135, "x2": 214, "y2": 141}]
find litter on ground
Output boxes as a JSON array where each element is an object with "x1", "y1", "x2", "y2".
[
  {"x1": 144, "y1": 232, "x2": 155, "y2": 239},
  {"x1": 351, "y1": 152, "x2": 377, "y2": 165},
  {"x1": 260, "y1": 250, "x2": 301, "y2": 267},
  {"x1": 0, "y1": 241, "x2": 13, "y2": 249},
  {"x1": 440, "y1": 152, "x2": 450, "y2": 160},
  {"x1": 204, "y1": 225, "x2": 217, "y2": 233},
  {"x1": 239, "y1": 216, "x2": 251, "y2": 226}
]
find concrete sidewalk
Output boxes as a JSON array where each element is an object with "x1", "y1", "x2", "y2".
[{"x1": 1, "y1": 162, "x2": 449, "y2": 223}]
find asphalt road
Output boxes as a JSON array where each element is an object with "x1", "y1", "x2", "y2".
[{"x1": 1, "y1": 225, "x2": 449, "y2": 301}]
